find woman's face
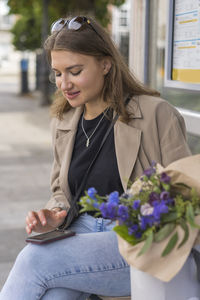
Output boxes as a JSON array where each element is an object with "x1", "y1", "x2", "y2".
[{"x1": 51, "y1": 50, "x2": 110, "y2": 109}]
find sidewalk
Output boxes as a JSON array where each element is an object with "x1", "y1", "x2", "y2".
[{"x1": 0, "y1": 77, "x2": 53, "y2": 289}]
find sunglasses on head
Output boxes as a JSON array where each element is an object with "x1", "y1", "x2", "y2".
[{"x1": 51, "y1": 16, "x2": 103, "y2": 40}]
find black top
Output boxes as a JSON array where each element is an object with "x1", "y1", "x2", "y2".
[{"x1": 68, "y1": 110, "x2": 124, "y2": 201}]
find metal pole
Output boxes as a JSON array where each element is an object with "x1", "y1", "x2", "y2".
[{"x1": 40, "y1": 0, "x2": 50, "y2": 106}]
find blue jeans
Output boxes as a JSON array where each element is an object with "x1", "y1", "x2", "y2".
[{"x1": 0, "y1": 213, "x2": 130, "y2": 300}]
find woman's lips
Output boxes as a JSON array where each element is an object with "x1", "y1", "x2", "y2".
[{"x1": 65, "y1": 91, "x2": 80, "y2": 100}]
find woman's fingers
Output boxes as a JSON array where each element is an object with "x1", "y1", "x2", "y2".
[
  {"x1": 25, "y1": 209, "x2": 67, "y2": 234},
  {"x1": 26, "y1": 211, "x2": 38, "y2": 227},
  {"x1": 37, "y1": 210, "x2": 47, "y2": 226}
]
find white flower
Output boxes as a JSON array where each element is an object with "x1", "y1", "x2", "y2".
[
  {"x1": 140, "y1": 203, "x2": 154, "y2": 216},
  {"x1": 130, "y1": 179, "x2": 143, "y2": 195}
]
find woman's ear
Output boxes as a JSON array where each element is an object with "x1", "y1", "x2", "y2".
[{"x1": 102, "y1": 57, "x2": 112, "y2": 75}]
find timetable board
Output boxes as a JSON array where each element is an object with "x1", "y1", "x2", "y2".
[
  {"x1": 165, "y1": 0, "x2": 200, "y2": 90},
  {"x1": 172, "y1": 0, "x2": 200, "y2": 83}
]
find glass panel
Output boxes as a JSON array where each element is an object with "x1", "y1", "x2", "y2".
[
  {"x1": 156, "y1": 0, "x2": 200, "y2": 112},
  {"x1": 155, "y1": 0, "x2": 200, "y2": 153}
]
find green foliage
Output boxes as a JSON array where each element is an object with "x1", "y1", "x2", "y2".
[
  {"x1": 11, "y1": 15, "x2": 42, "y2": 51},
  {"x1": 138, "y1": 229, "x2": 153, "y2": 256},
  {"x1": 7, "y1": 0, "x2": 125, "y2": 51},
  {"x1": 161, "y1": 231, "x2": 178, "y2": 257},
  {"x1": 113, "y1": 224, "x2": 139, "y2": 245},
  {"x1": 154, "y1": 223, "x2": 176, "y2": 242}
]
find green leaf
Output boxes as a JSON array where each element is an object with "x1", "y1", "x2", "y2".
[
  {"x1": 161, "y1": 231, "x2": 178, "y2": 257},
  {"x1": 162, "y1": 212, "x2": 178, "y2": 223},
  {"x1": 154, "y1": 223, "x2": 176, "y2": 242},
  {"x1": 113, "y1": 225, "x2": 139, "y2": 245},
  {"x1": 175, "y1": 182, "x2": 191, "y2": 190},
  {"x1": 186, "y1": 204, "x2": 200, "y2": 229},
  {"x1": 137, "y1": 230, "x2": 153, "y2": 256},
  {"x1": 178, "y1": 221, "x2": 189, "y2": 248}
]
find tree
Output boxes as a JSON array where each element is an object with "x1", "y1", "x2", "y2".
[{"x1": 8, "y1": 0, "x2": 125, "y2": 51}]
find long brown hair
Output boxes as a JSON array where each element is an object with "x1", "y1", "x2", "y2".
[{"x1": 44, "y1": 15, "x2": 159, "y2": 122}]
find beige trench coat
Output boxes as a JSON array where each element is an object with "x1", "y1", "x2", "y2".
[{"x1": 45, "y1": 95, "x2": 191, "y2": 228}]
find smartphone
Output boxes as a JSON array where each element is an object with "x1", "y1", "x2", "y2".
[{"x1": 26, "y1": 229, "x2": 76, "y2": 244}]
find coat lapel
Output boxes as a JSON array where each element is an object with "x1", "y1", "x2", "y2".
[
  {"x1": 56, "y1": 106, "x2": 83, "y2": 201},
  {"x1": 114, "y1": 98, "x2": 142, "y2": 191}
]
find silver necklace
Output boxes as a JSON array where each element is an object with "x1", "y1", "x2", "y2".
[{"x1": 81, "y1": 107, "x2": 109, "y2": 147}]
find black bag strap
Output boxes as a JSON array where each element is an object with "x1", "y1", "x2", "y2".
[{"x1": 59, "y1": 95, "x2": 132, "y2": 229}]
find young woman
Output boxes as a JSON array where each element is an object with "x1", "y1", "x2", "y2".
[{"x1": 0, "y1": 16, "x2": 191, "y2": 300}]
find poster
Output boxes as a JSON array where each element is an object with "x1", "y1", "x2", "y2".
[{"x1": 172, "y1": 0, "x2": 200, "y2": 83}]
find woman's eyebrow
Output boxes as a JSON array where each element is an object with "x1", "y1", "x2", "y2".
[{"x1": 52, "y1": 64, "x2": 83, "y2": 71}]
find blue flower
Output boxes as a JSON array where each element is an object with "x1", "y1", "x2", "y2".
[
  {"x1": 153, "y1": 200, "x2": 169, "y2": 221},
  {"x1": 160, "y1": 172, "x2": 171, "y2": 184},
  {"x1": 87, "y1": 187, "x2": 97, "y2": 200},
  {"x1": 99, "y1": 203, "x2": 108, "y2": 218},
  {"x1": 118, "y1": 205, "x2": 129, "y2": 222},
  {"x1": 128, "y1": 224, "x2": 139, "y2": 235},
  {"x1": 108, "y1": 191, "x2": 119, "y2": 204},
  {"x1": 107, "y1": 202, "x2": 118, "y2": 219},
  {"x1": 140, "y1": 215, "x2": 154, "y2": 230},
  {"x1": 132, "y1": 200, "x2": 141, "y2": 210},
  {"x1": 93, "y1": 202, "x2": 99, "y2": 209},
  {"x1": 86, "y1": 198, "x2": 91, "y2": 204}
]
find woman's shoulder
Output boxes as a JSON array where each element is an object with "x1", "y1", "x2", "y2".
[{"x1": 132, "y1": 94, "x2": 181, "y2": 119}]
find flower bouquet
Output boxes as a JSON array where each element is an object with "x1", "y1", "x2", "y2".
[{"x1": 79, "y1": 154, "x2": 200, "y2": 281}]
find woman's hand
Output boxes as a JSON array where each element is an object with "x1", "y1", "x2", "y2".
[{"x1": 25, "y1": 208, "x2": 67, "y2": 234}]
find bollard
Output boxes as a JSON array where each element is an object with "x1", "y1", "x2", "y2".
[{"x1": 20, "y1": 58, "x2": 29, "y2": 94}]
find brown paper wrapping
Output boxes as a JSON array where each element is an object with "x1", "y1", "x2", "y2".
[{"x1": 117, "y1": 154, "x2": 200, "y2": 282}]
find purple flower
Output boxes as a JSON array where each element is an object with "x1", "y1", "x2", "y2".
[
  {"x1": 135, "y1": 231, "x2": 142, "y2": 239},
  {"x1": 149, "y1": 192, "x2": 160, "y2": 204},
  {"x1": 132, "y1": 200, "x2": 141, "y2": 210},
  {"x1": 143, "y1": 166, "x2": 156, "y2": 178},
  {"x1": 87, "y1": 187, "x2": 97, "y2": 200},
  {"x1": 118, "y1": 205, "x2": 129, "y2": 222},
  {"x1": 153, "y1": 200, "x2": 169, "y2": 221},
  {"x1": 160, "y1": 172, "x2": 171, "y2": 184},
  {"x1": 108, "y1": 191, "x2": 119, "y2": 204},
  {"x1": 160, "y1": 191, "x2": 170, "y2": 201}
]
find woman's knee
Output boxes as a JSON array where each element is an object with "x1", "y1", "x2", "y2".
[{"x1": 15, "y1": 244, "x2": 44, "y2": 274}]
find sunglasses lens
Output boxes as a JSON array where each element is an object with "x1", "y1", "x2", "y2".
[
  {"x1": 51, "y1": 19, "x2": 66, "y2": 33},
  {"x1": 68, "y1": 17, "x2": 84, "y2": 30}
]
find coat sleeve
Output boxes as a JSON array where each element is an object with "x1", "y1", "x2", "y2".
[
  {"x1": 156, "y1": 101, "x2": 191, "y2": 167},
  {"x1": 45, "y1": 118, "x2": 70, "y2": 212}
]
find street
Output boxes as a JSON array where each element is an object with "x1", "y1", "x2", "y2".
[{"x1": 0, "y1": 76, "x2": 53, "y2": 289}]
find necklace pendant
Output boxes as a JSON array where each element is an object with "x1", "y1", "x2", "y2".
[{"x1": 86, "y1": 139, "x2": 90, "y2": 147}]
